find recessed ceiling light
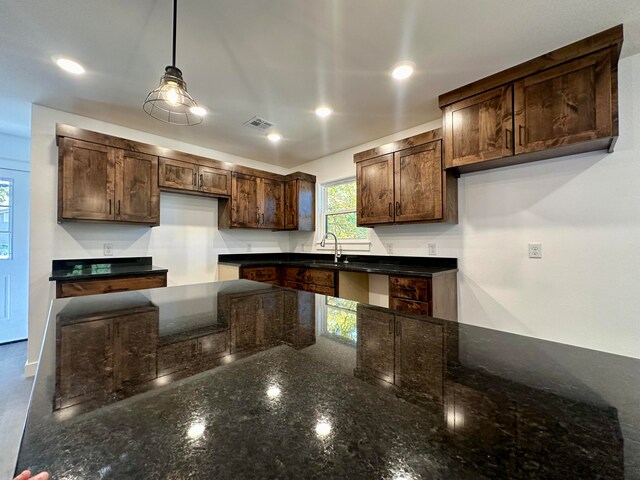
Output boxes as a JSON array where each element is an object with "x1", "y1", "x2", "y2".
[
  {"x1": 190, "y1": 106, "x2": 207, "y2": 117},
  {"x1": 267, "y1": 132, "x2": 282, "y2": 143},
  {"x1": 315, "y1": 105, "x2": 333, "y2": 118},
  {"x1": 391, "y1": 63, "x2": 415, "y2": 80},
  {"x1": 53, "y1": 57, "x2": 85, "y2": 75}
]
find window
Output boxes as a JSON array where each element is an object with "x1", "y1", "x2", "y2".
[
  {"x1": 0, "y1": 178, "x2": 13, "y2": 260},
  {"x1": 322, "y1": 179, "x2": 368, "y2": 240}
]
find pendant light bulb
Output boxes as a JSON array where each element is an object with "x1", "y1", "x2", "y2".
[{"x1": 143, "y1": 0, "x2": 203, "y2": 126}]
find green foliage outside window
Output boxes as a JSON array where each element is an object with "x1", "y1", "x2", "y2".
[{"x1": 325, "y1": 181, "x2": 368, "y2": 240}]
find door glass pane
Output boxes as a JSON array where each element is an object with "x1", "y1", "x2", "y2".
[{"x1": 0, "y1": 178, "x2": 13, "y2": 259}]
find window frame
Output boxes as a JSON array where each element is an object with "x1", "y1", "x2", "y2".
[
  {"x1": 0, "y1": 177, "x2": 13, "y2": 260},
  {"x1": 317, "y1": 177, "x2": 370, "y2": 252}
]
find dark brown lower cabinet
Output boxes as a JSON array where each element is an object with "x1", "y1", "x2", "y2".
[
  {"x1": 113, "y1": 311, "x2": 158, "y2": 387},
  {"x1": 55, "y1": 273, "x2": 167, "y2": 298},
  {"x1": 388, "y1": 273, "x2": 457, "y2": 321}
]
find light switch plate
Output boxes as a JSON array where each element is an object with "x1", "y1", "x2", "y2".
[
  {"x1": 104, "y1": 244, "x2": 113, "y2": 256},
  {"x1": 428, "y1": 243, "x2": 437, "y2": 255}
]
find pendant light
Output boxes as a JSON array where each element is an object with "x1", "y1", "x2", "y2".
[{"x1": 143, "y1": 0, "x2": 203, "y2": 125}]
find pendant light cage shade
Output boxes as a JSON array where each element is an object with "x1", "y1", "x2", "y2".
[{"x1": 143, "y1": 66, "x2": 202, "y2": 126}]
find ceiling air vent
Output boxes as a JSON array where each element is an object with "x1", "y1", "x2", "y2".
[{"x1": 243, "y1": 116, "x2": 274, "y2": 131}]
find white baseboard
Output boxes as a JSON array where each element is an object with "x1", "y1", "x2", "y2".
[{"x1": 23, "y1": 361, "x2": 37, "y2": 378}]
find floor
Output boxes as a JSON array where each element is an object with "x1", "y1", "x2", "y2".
[{"x1": 0, "y1": 341, "x2": 33, "y2": 478}]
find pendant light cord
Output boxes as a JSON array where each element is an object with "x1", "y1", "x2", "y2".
[{"x1": 172, "y1": 0, "x2": 177, "y2": 67}]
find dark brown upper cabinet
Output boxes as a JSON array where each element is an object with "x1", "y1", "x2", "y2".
[
  {"x1": 284, "y1": 176, "x2": 316, "y2": 231},
  {"x1": 159, "y1": 157, "x2": 231, "y2": 197},
  {"x1": 439, "y1": 25, "x2": 623, "y2": 173},
  {"x1": 219, "y1": 173, "x2": 285, "y2": 229},
  {"x1": 56, "y1": 125, "x2": 315, "y2": 231},
  {"x1": 354, "y1": 129, "x2": 458, "y2": 226},
  {"x1": 58, "y1": 138, "x2": 159, "y2": 226}
]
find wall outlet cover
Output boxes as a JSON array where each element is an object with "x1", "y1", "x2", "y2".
[
  {"x1": 528, "y1": 242, "x2": 542, "y2": 259},
  {"x1": 103, "y1": 244, "x2": 113, "y2": 256}
]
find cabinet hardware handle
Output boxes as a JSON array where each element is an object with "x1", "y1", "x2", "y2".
[
  {"x1": 519, "y1": 125, "x2": 525, "y2": 146},
  {"x1": 395, "y1": 202, "x2": 400, "y2": 216},
  {"x1": 388, "y1": 319, "x2": 393, "y2": 334},
  {"x1": 257, "y1": 212, "x2": 261, "y2": 224},
  {"x1": 193, "y1": 172, "x2": 197, "y2": 186},
  {"x1": 200, "y1": 174, "x2": 203, "y2": 189},
  {"x1": 505, "y1": 128, "x2": 511, "y2": 150},
  {"x1": 389, "y1": 202, "x2": 392, "y2": 216},
  {"x1": 396, "y1": 320, "x2": 401, "y2": 336},
  {"x1": 262, "y1": 213, "x2": 265, "y2": 225},
  {"x1": 117, "y1": 200, "x2": 121, "y2": 216},
  {"x1": 108, "y1": 199, "x2": 112, "y2": 215}
]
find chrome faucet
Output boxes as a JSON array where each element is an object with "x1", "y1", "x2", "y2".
[{"x1": 321, "y1": 231, "x2": 341, "y2": 263}]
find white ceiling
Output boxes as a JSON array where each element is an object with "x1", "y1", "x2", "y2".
[{"x1": 1, "y1": 0, "x2": 639, "y2": 167}]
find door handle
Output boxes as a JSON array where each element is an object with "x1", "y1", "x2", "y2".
[
  {"x1": 395, "y1": 202, "x2": 400, "y2": 216},
  {"x1": 389, "y1": 202, "x2": 392, "y2": 217},
  {"x1": 108, "y1": 199, "x2": 112, "y2": 215},
  {"x1": 518, "y1": 125, "x2": 525, "y2": 146},
  {"x1": 388, "y1": 319, "x2": 393, "y2": 334},
  {"x1": 262, "y1": 213, "x2": 265, "y2": 225},
  {"x1": 505, "y1": 128, "x2": 512, "y2": 150},
  {"x1": 193, "y1": 172, "x2": 197, "y2": 186},
  {"x1": 199, "y1": 174, "x2": 203, "y2": 189},
  {"x1": 117, "y1": 200, "x2": 121, "y2": 216}
]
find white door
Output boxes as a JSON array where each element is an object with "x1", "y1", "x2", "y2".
[{"x1": 0, "y1": 168, "x2": 29, "y2": 343}]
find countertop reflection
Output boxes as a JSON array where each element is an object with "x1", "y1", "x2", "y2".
[{"x1": 16, "y1": 280, "x2": 640, "y2": 479}]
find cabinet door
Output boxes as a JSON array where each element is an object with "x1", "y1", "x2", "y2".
[
  {"x1": 198, "y1": 331, "x2": 230, "y2": 363},
  {"x1": 56, "y1": 319, "x2": 114, "y2": 408},
  {"x1": 297, "y1": 180, "x2": 315, "y2": 231},
  {"x1": 356, "y1": 305, "x2": 395, "y2": 383},
  {"x1": 260, "y1": 292, "x2": 284, "y2": 344},
  {"x1": 260, "y1": 178, "x2": 284, "y2": 229},
  {"x1": 389, "y1": 297, "x2": 430, "y2": 316},
  {"x1": 514, "y1": 49, "x2": 612, "y2": 155},
  {"x1": 158, "y1": 157, "x2": 198, "y2": 191},
  {"x1": 115, "y1": 150, "x2": 159, "y2": 224},
  {"x1": 395, "y1": 316, "x2": 444, "y2": 402},
  {"x1": 443, "y1": 85, "x2": 513, "y2": 169},
  {"x1": 113, "y1": 311, "x2": 159, "y2": 387},
  {"x1": 284, "y1": 181, "x2": 298, "y2": 229},
  {"x1": 198, "y1": 165, "x2": 231, "y2": 196},
  {"x1": 157, "y1": 339, "x2": 198, "y2": 376},
  {"x1": 231, "y1": 173, "x2": 260, "y2": 228},
  {"x1": 60, "y1": 138, "x2": 115, "y2": 221},
  {"x1": 394, "y1": 141, "x2": 443, "y2": 222},
  {"x1": 356, "y1": 154, "x2": 394, "y2": 225}
]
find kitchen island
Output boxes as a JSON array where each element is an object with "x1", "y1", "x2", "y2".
[{"x1": 15, "y1": 280, "x2": 639, "y2": 479}]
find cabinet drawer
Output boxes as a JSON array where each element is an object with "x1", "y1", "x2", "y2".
[
  {"x1": 283, "y1": 267, "x2": 306, "y2": 283},
  {"x1": 304, "y1": 284, "x2": 335, "y2": 296},
  {"x1": 389, "y1": 276, "x2": 431, "y2": 302},
  {"x1": 240, "y1": 266, "x2": 277, "y2": 282},
  {"x1": 305, "y1": 269, "x2": 335, "y2": 287},
  {"x1": 389, "y1": 297, "x2": 431, "y2": 316},
  {"x1": 56, "y1": 274, "x2": 167, "y2": 298}
]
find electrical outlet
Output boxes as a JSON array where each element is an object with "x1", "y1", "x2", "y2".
[
  {"x1": 528, "y1": 242, "x2": 542, "y2": 259},
  {"x1": 247, "y1": 243, "x2": 252, "y2": 252},
  {"x1": 386, "y1": 243, "x2": 394, "y2": 254},
  {"x1": 103, "y1": 244, "x2": 113, "y2": 256},
  {"x1": 428, "y1": 242, "x2": 437, "y2": 255}
]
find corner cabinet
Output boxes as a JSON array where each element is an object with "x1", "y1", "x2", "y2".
[
  {"x1": 440, "y1": 25, "x2": 622, "y2": 173},
  {"x1": 58, "y1": 138, "x2": 159, "y2": 226},
  {"x1": 354, "y1": 128, "x2": 458, "y2": 226}
]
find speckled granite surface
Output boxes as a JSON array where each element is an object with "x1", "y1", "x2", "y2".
[{"x1": 16, "y1": 280, "x2": 640, "y2": 479}]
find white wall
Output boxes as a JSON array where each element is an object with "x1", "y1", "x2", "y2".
[
  {"x1": 27, "y1": 105, "x2": 290, "y2": 373},
  {"x1": 290, "y1": 52, "x2": 640, "y2": 360},
  {"x1": 0, "y1": 132, "x2": 30, "y2": 172}
]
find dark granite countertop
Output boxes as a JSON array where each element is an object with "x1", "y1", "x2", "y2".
[
  {"x1": 49, "y1": 256, "x2": 168, "y2": 281},
  {"x1": 16, "y1": 280, "x2": 640, "y2": 479},
  {"x1": 218, "y1": 253, "x2": 458, "y2": 277}
]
